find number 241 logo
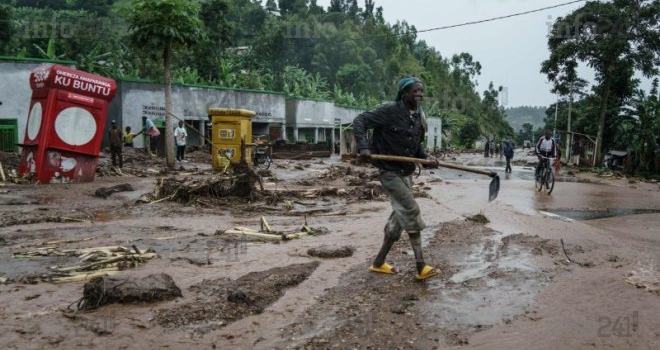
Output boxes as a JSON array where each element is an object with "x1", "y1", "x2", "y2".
[{"x1": 598, "y1": 311, "x2": 638, "y2": 338}]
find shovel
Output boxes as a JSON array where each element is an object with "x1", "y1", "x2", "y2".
[{"x1": 358, "y1": 154, "x2": 500, "y2": 202}]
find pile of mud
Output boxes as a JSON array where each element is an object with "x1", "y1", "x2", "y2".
[
  {"x1": 155, "y1": 262, "x2": 320, "y2": 335},
  {"x1": 307, "y1": 245, "x2": 355, "y2": 258},
  {"x1": 77, "y1": 273, "x2": 182, "y2": 310}
]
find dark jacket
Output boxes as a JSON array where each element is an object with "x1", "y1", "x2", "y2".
[
  {"x1": 109, "y1": 128, "x2": 123, "y2": 147},
  {"x1": 353, "y1": 100, "x2": 428, "y2": 176},
  {"x1": 503, "y1": 141, "x2": 514, "y2": 158}
]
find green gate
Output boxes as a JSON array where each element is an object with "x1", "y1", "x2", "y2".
[{"x1": 0, "y1": 119, "x2": 19, "y2": 152}]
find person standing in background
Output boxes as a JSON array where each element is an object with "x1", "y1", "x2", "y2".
[
  {"x1": 571, "y1": 141, "x2": 581, "y2": 166},
  {"x1": 174, "y1": 120, "x2": 188, "y2": 162},
  {"x1": 142, "y1": 116, "x2": 161, "y2": 156},
  {"x1": 108, "y1": 120, "x2": 123, "y2": 168},
  {"x1": 123, "y1": 126, "x2": 142, "y2": 147}
]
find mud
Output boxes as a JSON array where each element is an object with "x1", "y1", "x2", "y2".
[
  {"x1": 306, "y1": 245, "x2": 355, "y2": 258},
  {"x1": 278, "y1": 221, "x2": 569, "y2": 349},
  {"x1": 1, "y1": 150, "x2": 660, "y2": 350},
  {"x1": 78, "y1": 273, "x2": 182, "y2": 310},
  {"x1": 155, "y1": 262, "x2": 320, "y2": 337}
]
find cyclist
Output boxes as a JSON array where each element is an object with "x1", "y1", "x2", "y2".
[{"x1": 535, "y1": 130, "x2": 560, "y2": 178}]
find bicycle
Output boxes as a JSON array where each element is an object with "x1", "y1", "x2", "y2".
[
  {"x1": 253, "y1": 145, "x2": 273, "y2": 171},
  {"x1": 535, "y1": 155, "x2": 555, "y2": 194}
]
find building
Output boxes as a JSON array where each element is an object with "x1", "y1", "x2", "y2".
[{"x1": 1, "y1": 57, "x2": 440, "y2": 156}]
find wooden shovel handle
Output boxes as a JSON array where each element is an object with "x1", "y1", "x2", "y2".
[{"x1": 369, "y1": 154, "x2": 497, "y2": 177}]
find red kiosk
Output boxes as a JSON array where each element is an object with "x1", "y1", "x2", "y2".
[{"x1": 19, "y1": 65, "x2": 117, "y2": 183}]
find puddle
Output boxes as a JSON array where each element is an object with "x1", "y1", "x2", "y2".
[
  {"x1": 544, "y1": 208, "x2": 660, "y2": 221},
  {"x1": 420, "y1": 230, "x2": 546, "y2": 329}
]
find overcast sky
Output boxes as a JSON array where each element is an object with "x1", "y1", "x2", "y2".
[{"x1": 311, "y1": 0, "x2": 593, "y2": 108}]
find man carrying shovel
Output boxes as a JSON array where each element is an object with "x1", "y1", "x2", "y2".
[{"x1": 353, "y1": 76, "x2": 441, "y2": 280}]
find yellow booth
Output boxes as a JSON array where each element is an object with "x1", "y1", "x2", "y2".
[{"x1": 208, "y1": 108, "x2": 256, "y2": 169}]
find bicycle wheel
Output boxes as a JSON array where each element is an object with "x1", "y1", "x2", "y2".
[
  {"x1": 535, "y1": 167, "x2": 544, "y2": 191},
  {"x1": 544, "y1": 168, "x2": 555, "y2": 194}
]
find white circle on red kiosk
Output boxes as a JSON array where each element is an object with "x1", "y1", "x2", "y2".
[
  {"x1": 54, "y1": 107, "x2": 97, "y2": 146},
  {"x1": 27, "y1": 102, "x2": 42, "y2": 140}
]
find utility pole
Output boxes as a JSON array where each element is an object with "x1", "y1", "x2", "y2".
[
  {"x1": 553, "y1": 93, "x2": 558, "y2": 139},
  {"x1": 565, "y1": 81, "x2": 573, "y2": 163}
]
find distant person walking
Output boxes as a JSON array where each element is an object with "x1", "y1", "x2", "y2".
[
  {"x1": 108, "y1": 120, "x2": 123, "y2": 168},
  {"x1": 503, "y1": 140, "x2": 514, "y2": 173},
  {"x1": 571, "y1": 141, "x2": 581, "y2": 166},
  {"x1": 174, "y1": 120, "x2": 188, "y2": 162}
]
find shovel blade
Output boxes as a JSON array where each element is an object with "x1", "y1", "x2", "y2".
[{"x1": 488, "y1": 175, "x2": 500, "y2": 202}]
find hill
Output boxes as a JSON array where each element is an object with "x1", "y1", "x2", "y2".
[{"x1": 504, "y1": 106, "x2": 546, "y2": 133}]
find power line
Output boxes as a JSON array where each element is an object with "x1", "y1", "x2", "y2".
[
  {"x1": 414, "y1": 0, "x2": 588, "y2": 35},
  {"x1": 341, "y1": 0, "x2": 589, "y2": 41}
]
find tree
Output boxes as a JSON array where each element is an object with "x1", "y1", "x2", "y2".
[
  {"x1": 621, "y1": 80, "x2": 660, "y2": 173},
  {"x1": 126, "y1": 0, "x2": 205, "y2": 168},
  {"x1": 71, "y1": 0, "x2": 115, "y2": 16},
  {"x1": 542, "y1": 0, "x2": 660, "y2": 164},
  {"x1": 196, "y1": 0, "x2": 233, "y2": 83},
  {"x1": 265, "y1": 0, "x2": 278, "y2": 12},
  {"x1": 328, "y1": 0, "x2": 347, "y2": 13},
  {"x1": 278, "y1": 0, "x2": 309, "y2": 16},
  {"x1": 14, "y1": 0, "x2": 68, "y2": 10},
  {"x1": 459, "y1": 120, "x2": 481, "y2": 148},
  {"x1": 0, "y1": 4, "x2": 14, "y2": 51}
]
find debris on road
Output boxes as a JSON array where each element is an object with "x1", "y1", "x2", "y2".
[
  {"x1": 76, "y1": 273, "x2": 182, "y2": 310},
  {"x1": 307, "y1": 245, "x2": 355, "y2": 258},
  {"x1": 12, "y1": 245, "x2": 155, "y2": 284},
  {"x1": 625, "y1": 269, "x2": 660, "y2": 296},
  {"x1": 94, "y1": 183, "x2": 135, "y2": 199},
  {"x1": 150, "y1": 167, "x2": 263, "y2": 205},
  {"x1": 466, "y1": 213, "x2": 490, "y2": 224},
  {"x1": 218, "y1": 216, "x2": 330, "y2": 243}
]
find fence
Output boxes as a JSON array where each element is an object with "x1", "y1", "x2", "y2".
[{"x1": 0, "y1": 119, "x2": 18, "y2": 152}]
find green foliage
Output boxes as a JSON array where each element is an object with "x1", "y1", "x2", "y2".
[
  {"x1": 541, "y1": 0, "x2": 660, "y2": 164},
  {"x1": 459, "y1": 119, "x2": 481, "y2": 148},
  {"x1": 282, "y1": 65, "x2": 330, "y2": 99},
  {"x1": 125, "y1": 0, "x2": 205, "y2": 51},
  {"x1": 0, "y1": 0, "x2": 520, "y2": 151},
  {"x1": 0, "y1": 4, "x2": 15, "y2": 50}
]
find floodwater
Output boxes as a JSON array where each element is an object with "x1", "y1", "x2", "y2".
[{"x1": 544, "y1": 208, "x2": 660, "y2": 221}]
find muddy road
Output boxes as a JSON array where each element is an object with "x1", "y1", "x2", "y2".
[{"x1": 1, "y1": 149, "x2": 659, "y2": 350}]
